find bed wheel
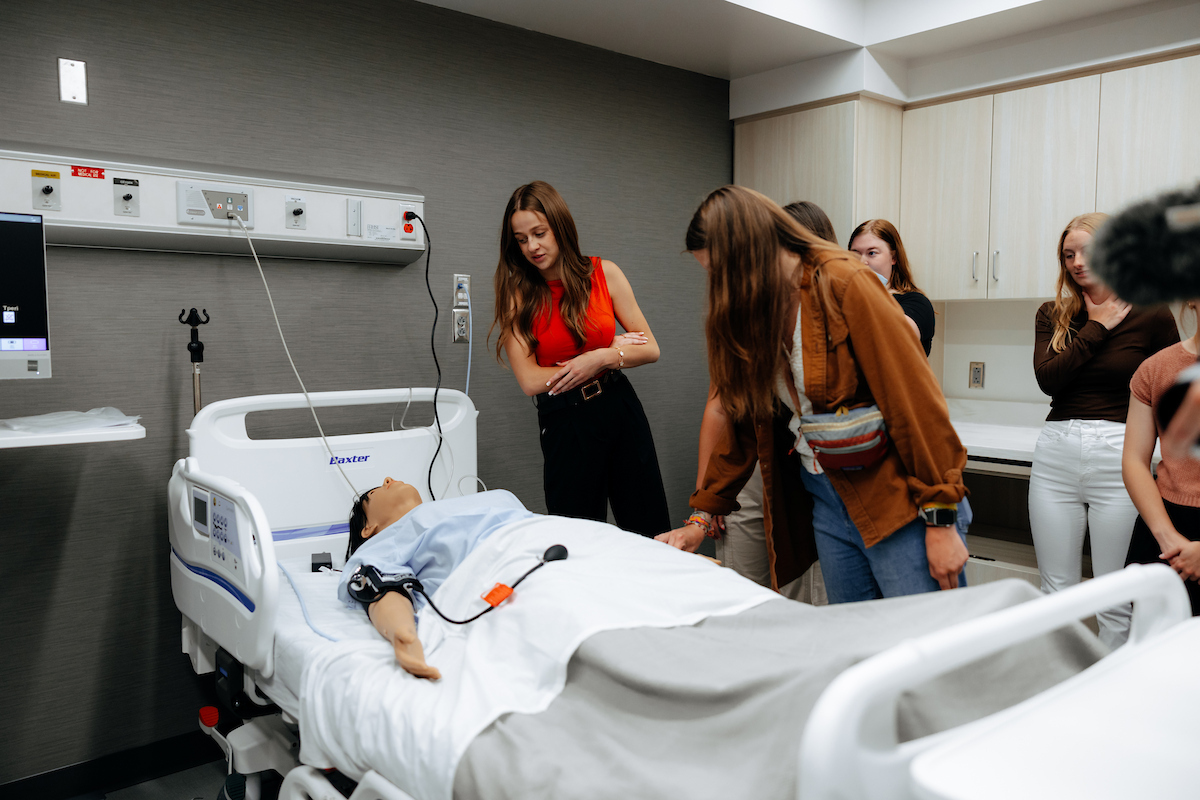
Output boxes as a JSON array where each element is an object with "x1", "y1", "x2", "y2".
[{"x1": 217, "y1": 772, "x2": 247, "y2": 800}]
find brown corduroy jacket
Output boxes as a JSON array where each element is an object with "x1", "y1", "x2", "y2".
[{"x1": 689, "y1": 252, "x2": 968, "y2": 590}]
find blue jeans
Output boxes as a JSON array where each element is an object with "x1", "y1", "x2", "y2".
[{"x1": 800, "y1": 469, "x2": 968, "y2": 604}]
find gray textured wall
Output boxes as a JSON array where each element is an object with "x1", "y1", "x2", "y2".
[{"x1": 0, "y1": 0, "x2": 728, "y2": 783}]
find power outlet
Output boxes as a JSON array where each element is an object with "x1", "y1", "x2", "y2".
[
  {"x1": 113, "y1": 177, "x2": 140, "y2": 217},
  {"x1": 286, "y1": 196, "x2": 307, "y2": 230},
  {"x1": 452, "y1": 308, "x2": 470, "y2": 343},
  {"x1": 969, "y1": 361, "x2": 985, "y2": 389},
  {"x1": 452, "y1": 274, "x2": 470, "y2": 308}
]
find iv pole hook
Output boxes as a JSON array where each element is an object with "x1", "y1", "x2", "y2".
[{"x1": 179, "y1": 308, "x2": 210, "y2": 416}]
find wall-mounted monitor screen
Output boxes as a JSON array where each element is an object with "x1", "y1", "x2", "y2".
[{"x1": 0, "y1": 212, "x2": 51, "y2": 379}]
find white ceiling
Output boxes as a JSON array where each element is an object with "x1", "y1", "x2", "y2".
[{"x1": 414, "y1": 0, "x2": 1168, "y2": 79}]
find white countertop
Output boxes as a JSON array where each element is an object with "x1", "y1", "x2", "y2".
[
  {"x1": 944, "y1": 397, "x2": 1158, "y2": 472},
  {"x1": 946, "y1": 398, "x2": 1048, "y2": 465}
]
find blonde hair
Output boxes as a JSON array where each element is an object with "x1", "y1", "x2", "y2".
[
  {"x1": 685, "y1": 186, "x2": 844, "y2": 422},
  {"x1": 1049, "y1": 213, "x2": 1109, "y2": 353}
]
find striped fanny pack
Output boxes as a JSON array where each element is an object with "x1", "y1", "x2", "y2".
[{"x1": 799, "y1": 405, "x2": 888, "y2": 471}]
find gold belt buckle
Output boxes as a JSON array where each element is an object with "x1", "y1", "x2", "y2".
[{"x1": 581, "y1": 380, "x2": 603, "y2": 401}]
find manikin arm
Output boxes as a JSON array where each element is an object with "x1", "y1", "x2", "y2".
[{"x1": 367, "y1": 592, "x2": 441, "y2": 680}]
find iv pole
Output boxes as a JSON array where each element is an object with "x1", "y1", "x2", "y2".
[{"x1": 179, "y1": 308, "x2": 210, "y2": 416}]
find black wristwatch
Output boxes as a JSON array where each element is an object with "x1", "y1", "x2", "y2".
[{"x1": 919, "y1": 505, "x2": 958, "y2": 527}]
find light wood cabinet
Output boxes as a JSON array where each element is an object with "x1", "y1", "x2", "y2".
[
  {"x1": 734, "y1": 98, "x2": 902, "y2": 245},
  {"x1": 900, "y1": 75, "x2": 1100, "y2": 300},
  {"x1": 900, "y1": 95, "x2": 994, "y2": 300},
  {"x1": 1097, "y1": 53, "x2": 1200, "y2": 212},
  {"x1": 988, "y1": 76, "x2": 1101, "y2": 299}
]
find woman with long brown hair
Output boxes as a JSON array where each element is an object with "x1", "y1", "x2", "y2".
[
  {"x1": 691, "y1": 200, "x2": 838, "y2": 594},
  {"x1": 490, "y1": 181, "x2": 670, "y2": 535},
  {"x1": 1030, "y1": 212, "x2": 1178, "y2": 647},
  {"x1": 659, "y1": 186, "x2": 970, "y2": 602}
]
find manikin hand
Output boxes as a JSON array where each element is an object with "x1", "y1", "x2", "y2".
[
  {"x1": 390, "y1": 628, "x2": 441, "y2": 680},
  {"x1": 926, "y1": 525, "x2": 969, "y2": 590},
  {"x1": 1084, "y1": 293, "x2": 1131, "y2": 330}
]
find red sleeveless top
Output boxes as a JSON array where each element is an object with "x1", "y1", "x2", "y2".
[{"x1": 532, "y1": 257, "x2": 616, "y2": 367}]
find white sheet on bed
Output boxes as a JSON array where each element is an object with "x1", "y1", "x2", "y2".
[
  {"x1": 252, "y1": 556, "x2": 378, "y2": 720},
  {"x1": 296, "y1": 515, "x2": 777, "y2": 800}
]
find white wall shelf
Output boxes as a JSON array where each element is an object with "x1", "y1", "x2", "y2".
[{"x1": 0, "y1": 424, "x2": 146, "y2": 449}]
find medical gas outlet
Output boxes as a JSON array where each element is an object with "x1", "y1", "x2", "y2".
[
  {"x1": 285, "y1": 196, "x2": 306, "y2": 230},
  {"x1": 114, "y1": 178, "x2": 140, "y2": 217},
  {"x1": 32, "y1": 171, "x2": 61, "y2": 211}
]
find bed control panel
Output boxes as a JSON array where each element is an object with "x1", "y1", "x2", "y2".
[{"x1": 210, "y1": 492, "x2": 243, "y2": 579}]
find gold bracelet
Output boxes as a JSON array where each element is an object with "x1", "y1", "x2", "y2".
[{"x1": 614, "y1": 347, "x2": 625, "y2": 369}]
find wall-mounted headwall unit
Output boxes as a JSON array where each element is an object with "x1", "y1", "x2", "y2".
[{"x1": 0, "y1": 147, "x2": 425, "y2": 265}]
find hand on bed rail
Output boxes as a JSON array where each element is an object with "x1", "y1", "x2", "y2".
[{"x1": 369, "y1": 592, "x2": 441, "y2": 680}]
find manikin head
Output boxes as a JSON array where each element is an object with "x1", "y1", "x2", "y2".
[{"x1": 347, "y1": 477, "x2": 423, "y2": 557}]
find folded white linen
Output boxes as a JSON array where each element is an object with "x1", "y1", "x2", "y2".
[
  {"x1": 298, "y1": 514, "x2": 776, "y2": 800},
  {"x1": 0, "y1": 406, "x2": 140, "y2": 432}
]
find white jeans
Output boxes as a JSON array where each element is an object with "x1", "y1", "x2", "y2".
[{"x1": 1028, "y1": 419, "x2": 1137, "y2": 648}]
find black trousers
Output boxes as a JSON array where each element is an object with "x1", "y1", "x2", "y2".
[
  {"x1": 536, "y1": 371, "x2": 671, "y2": 537},
  {"x1": 1126, "y1": 497, "x2": 1200, "y2": 616}
]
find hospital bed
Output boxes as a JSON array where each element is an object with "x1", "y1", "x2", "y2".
[{"x1": 167, "y1": 389, "x2": 1196, "y2": 800}]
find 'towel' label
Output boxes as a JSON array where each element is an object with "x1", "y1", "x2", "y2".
[{"x1": 210, "y1": 493, "x2": 242, "y2": 575}]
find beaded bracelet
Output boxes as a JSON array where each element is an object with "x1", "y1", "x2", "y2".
[{"x1": 685, "y1": 512, "x2": 719, "y2": 539}]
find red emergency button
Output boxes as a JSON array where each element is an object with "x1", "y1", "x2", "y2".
[{"x1": 403, "y1": 223, "x2": 414, "y2": 234}]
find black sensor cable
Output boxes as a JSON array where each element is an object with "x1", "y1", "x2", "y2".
[{"x1": 404, "y1": 210, "x2": 444, "y2": 500}]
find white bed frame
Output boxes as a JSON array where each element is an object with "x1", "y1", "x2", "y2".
[
  {"x1": 166, "y1": 389, "x2": 1192, "y2": 800},
  {"x1": 167, "y1": 388, "x2": 476, "y2": 800}
]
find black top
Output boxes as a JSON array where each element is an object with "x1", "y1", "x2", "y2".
[
  {"x1": 1034, "y1": 302, "x2": 1180, "y2": 423},
  {"x1": 894, "y1": 291, "x2": 935, "y2": 356}
]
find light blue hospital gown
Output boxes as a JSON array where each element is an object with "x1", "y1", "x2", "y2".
[{"x1": 338, "y1": 489, "x2": 535, "y2": 616}]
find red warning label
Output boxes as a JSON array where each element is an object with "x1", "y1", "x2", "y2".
[{"x1": 71, "y1": 166, "x2": 105, "y2": 179}]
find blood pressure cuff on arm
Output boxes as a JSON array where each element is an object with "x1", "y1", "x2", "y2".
[{"x1": 346, "y1": 564, "x2": 422, "y2": 614}]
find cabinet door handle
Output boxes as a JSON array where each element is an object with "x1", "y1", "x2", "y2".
[
  {"x1": 992, "y1": 250, "x2": 1000, "y2": 281},
  {"x1": 972, "y1": 251, "x2": 979, "y2": 281}
]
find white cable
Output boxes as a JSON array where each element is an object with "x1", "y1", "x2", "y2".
[
  {"x1": 465, "y1": 289, "x2": 473, "y2": 397},
  {"x1": 389, "y1": 386, "x2": 460, "y2": 498},
  {"x1": 232, "y1": 215, "x2": 358, "y2": 499},
  {"x1": 278, "y1": 561, "x2": 341, "y2": 643},
  {"x1": 458, "y1": 474, "x2": 488, "y2": 494}
]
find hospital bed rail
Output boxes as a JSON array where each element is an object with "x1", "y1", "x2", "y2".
[{"x1": 797, "y1": 563, "x2": 1190, "y2": 800}]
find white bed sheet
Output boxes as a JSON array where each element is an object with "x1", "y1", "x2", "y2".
[
  {"x1": 251, "y1": 552, "x2": 378, "y2": 720},
  {"x1": 295, "y1": 515, "x2": 778, "y2": 800}
]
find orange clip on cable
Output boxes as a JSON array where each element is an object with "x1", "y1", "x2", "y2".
[{"x1": 482, "y1": 583, "x2": 513, "y2": 607}]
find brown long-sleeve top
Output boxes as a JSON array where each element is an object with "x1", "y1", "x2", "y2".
[
  {"x1": 1033, "y1": 302, "x2": 1178, "y2": 423},
  {"x1": 690, "y1": 252, "x2": 967, "y2": 589}
]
